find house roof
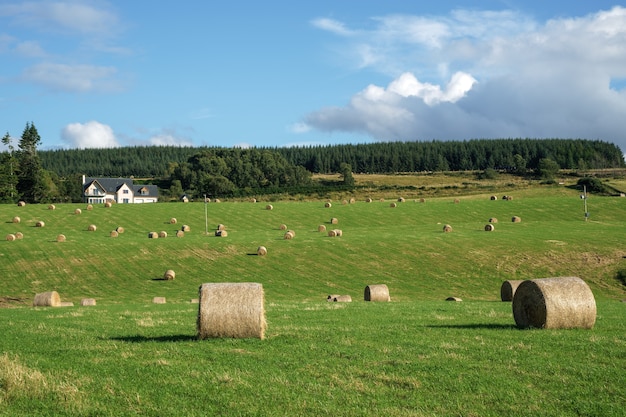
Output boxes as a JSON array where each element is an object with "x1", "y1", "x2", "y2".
[{"x1": 84, "y1": 177, "x2": 158, "y2": 198}]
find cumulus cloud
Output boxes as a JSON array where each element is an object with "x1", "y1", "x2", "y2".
[
  {"x1": 21, "y1": 62, "x2": 121, "y2": 92},
  {"x1": 147, "y1": 132, "x2": 194, "y2": 147},
  {"x1": 306, "y1": 6, "x2": 626, "y2": 150},
  {"x1": 61, "y1": 121, "x2": 119, "y2": 148}
]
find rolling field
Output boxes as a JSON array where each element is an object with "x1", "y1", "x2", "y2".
[{"x1": 1, "y1": 185, "x2": 625, "y2": 416}]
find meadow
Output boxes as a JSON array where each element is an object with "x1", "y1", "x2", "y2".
[{"x1": 1, "y1": 180, "x2": 625, "y2": 416}]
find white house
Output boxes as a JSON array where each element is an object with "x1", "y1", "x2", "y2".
[{"x1": 82, "y1": 176, "x2": 159, "y2": 204}]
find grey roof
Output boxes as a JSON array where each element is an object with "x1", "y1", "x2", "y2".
[{"x1": 84, "y1": 177, "x2": 158, "y2": 197}]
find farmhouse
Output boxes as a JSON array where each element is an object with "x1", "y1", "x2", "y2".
[{"x1": 82, "y1": 176, "x2": 159, "y2": 204}]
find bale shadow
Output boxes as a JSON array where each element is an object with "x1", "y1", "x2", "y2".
[
  {"x1": 109, "y1": 334, "x2": 197, "y2": 343},
  {"x1": 151, "y1": 277, "x2": 169, "y2": 281}
]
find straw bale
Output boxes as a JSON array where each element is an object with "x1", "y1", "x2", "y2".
[
  {"x1": 86, "y1": 204, "x2": 93, "y2": 211},
  {"x1": 342, "y1": 200, "x2": 348, "y2": 205},
  {"x1": 287, "y1": 230, "x2": 295, "y2": 237},
  {"x1": 116, "y1": 226, "x2": 125, "y2": 234},
  {"x1": 327, "y1": 294, "x2": 340, "y2": 302},
  {"x1": 333, "y1": 295, "x2": 352, "y2": 302},
  {"x1": 398, "y1": 197, "x2": 405, "y2": 203},
  {"x1": 512, "y1": 216, "x2": 521, "y2": 223},
  {"x1": 181, "y1": 225, "x2": 190, "y2": 232},
  {"x1": 17, "y1": 201, "x2": 26, "y2": 207},
  {"x1": 48, "y1": 204, "x2": 56, "y2": 210},
  {"x1": 104, "y1": 202, "x2": 112, "y2": 208},
  {"x1": 74, "y1": 208, "x2": 82, "y2": 215},
  {"x1": 512, "y1": 277, "x2": 596, "y2": 329},
  {"x1": 419, "y1": 198, "x2": 425, "y2": 203},
  {"x1": 502, "y1": 195, "x2": 508, "y2": 200},
  {"x1": 6, "y1": 234, "x2": 16, "y2": 242},
  {"x1": 446, "y1": 297, "x2": 462, "y2": 302},
  {"x1": 215, "y1": 230, "x2": 228, "y2": 237},
  {"x1": 251, "y1": 198, "x2": 257, "y2": 203},
  {"x1": 88, "y1": 224, "x2": 97, "y2": 232},
  {"x1": 379, "y1": 198, "x2": 385, "y2": 202},
  {"x1": 110, "y1": 230, "x2": 119, "y2": 238},
  {"x1": 80, "y1": 298, "x2": 96, "y2": 306},
  {"x1": 506, "y1": 196, "x2": 513, "y2": 200},
  {"x1": 279, "y1": 224, "x2": 287, "y2": 230},
  {"x1": 390, "y1": 202, "x2": 397, "y2": 208},
  {"x1": 318, "y1": 224, "x2": 327, "y2": 232},
  {"x1": 257, "y1": 246, "x2": 267, "y2": 256},
  {"x1": 454, "y1": 199, "x2": 460, "y2": 204},
  {"x1": 490, "y1": 195, "x2": 497, "y2": 200},
  {"x1": 197, "y1": 282, "x2": 266, "y2": 339},
  {"x1": 365, "y1": 198, "x2": 372, "y2": 203},
  {"x1": 159, "y1": 231, "x2": 168, "y2": 238},
  {"x1": 443, "y1": 224, "x2": 453, "y2": 233},
  {"x1": 349, "y1": 197, "x2": 356, "y2": 204},
  {"x1": 217, "y1": 224, "x2": 226, "y2": 231},
  {"x1": 35, "y1": 221, "x2": 45, "y2": 228},
  {"x1": 148, "y1": 232, "x2": 159, "y2": 239},
  {"x1": 163, "y1": 269, "x2": 175, "y2": 280},
  {"x1": 330, "y1": 217, "x2": 338, "y2": 224},
  {"x1": 484, "y1": 224, "x2": 495, "y2": 232},
  {"x1": 325, "y1": 202, "x2": 332, "y2": 208},
  {"x1": 176, "y1": 230, "x2": 185, "y2": 238},
  {"x1": 364, "y1": 284, "x2": 390, "y2": 302},
  {"x1": 215, "y1": 198, "x2": 221, "y2": 203},
  {"x1": 12, "y1": 216, "x2": 20, "y2": 223},
  {"x1": 59, "y1": 302, "x2": 74, "y2": 307},
  {"x1": 266, "y1": 204, "x2": 273, "y2": 210},
  {"x1": 15, "y1": 232, "x2": 23, "y2": 240},
  {"x1": 334, "y1": 229, "x2": 343, "y2": 237},
  {"x1": 170, "y1": 217, "x2": 177, "y2": 224},
  {"x1": 33, "y1": 291, "x2": 61, "y2": 307},
  {"x1": 489, "y1": 217, "x2": 498, "y2": 223},
  {"x1": 500, "y1": 280, "x2": 524, "y2": 301},
  {"x1": 56, "y1": 234, "x2": 66, "y2": 242},
  {"x1": 328, "y1": 229, "x2": 337, "y2": 237},
  {"x1": 152, "y1": 297, "x2": 166, "y2": 304},
  {"x1": 284, "y1": 231, "x2": 294, "y2": 240}
]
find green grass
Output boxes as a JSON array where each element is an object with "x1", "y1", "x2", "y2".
[{"x1": 1, "y1": 185, "x2": 625, "y2": 416}]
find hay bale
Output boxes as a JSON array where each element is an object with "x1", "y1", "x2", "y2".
[
  {"x1": 512, "y1": 216, "x2": 522, "y2": 223},
  {"x1": 318, "y1": 224, "x2": 327, "y2": 232},
  {"x1": 12, "y1": 216, "x2": 20, "y2": 223},
  {"x1": 88, "y1": 224, "x2": 97, "y2": 232},
  {"x1": 33, "y1": 291, "x2": 61, "y2": 307},
  {"x1": 56, "y1": 234, "x2": 66, "y2": 242},
  {"x1": 74, "y1": 208, "x2": 82, "y2": 215},
  {"x1": 325, "y1": 202, "x2": 332, "y2": 208},
  {"x1": 15, "y1": 232, "x2": 23, "y2": 240},
  {"x1": 158, "y1": 231, "x2": 167, "y2": 238},
  {"x1": 446, "y1": 297, "x2": 462, "y2": 302},
  {"x1": 257, "y1": 246, "x2": 267, "y2": 256},
  {"x1": 110, "y1": 230, "x2": 119, "y2": 238},
  {"x1": 506, "y1": 195, "x2": 513, "y2": 201},
  {"x1": 327, "y1": 294, "x2": 340, "y2": 302},
  {"x1": 215, "y1": 230, "x2": 228, "y2": 237},
  {"x1": 284, "y1": 231, "x2": 294, "y2": 240},
  {"x1": 379, "y1": 198, "x2": 385, "y2": 202},
  {"x1": 217, "y1": 224, "x2": 226, "y2": 231},
  {"x1": 116, "y1": 226, "x2": 124, "y2": 234},
  {"x1": 365, "y1": 198, "x2": 372, "y2": 203},
  {"x1": 484, "y1": 224, "x2": 495, "y2": 232},
  {"x1": 59, "y1": 302, "x2": 74, "y2": 307},
  {"x1": 35, "y1": 221, "x2": 45, "y2": 228},
  {"x1": 6, "y1": 234, "x2": 16, "y2": 242},
  {"x1": 48, "y1": 204, "x2": 56, "y2": 210},
  {"x1": 163, "y1": 269, "x2": 175, "y2": 280},
  {"x1": 502, "y1": 195, "x2": 508, "y2": 200},
  {"x1": 330, "y1": 217, "x2": 338, "y2": 225},
  {"x1": 170, "y1": 217, "x2": 177, "y2": 224},
  {"x1": 390, "y1": 202, "x2": 397, "y2": 208},
  {"x1": 251, "y1": 198, "x2": 257, "y2": 203},
  {"x1": 86, "y1": 204, "x2": 93, "y2": 211},
  {"x1": 80, "y1": 298, "x2": 96, "y2": 306},
  {"x1": 334, "y1": 229, "x2": 343, "y2": 237},
  {"x1": 333, "y1": 295, "x2": 352, "y2": 302},
  {"x1": 148, "y1": 231, "x2": 159, "y2": 239},
  {"x1": 104, "y1": 202, "x2": 112, "y2": 208},
  {"x1": 512, "y1": 277, "x2": 596, "y2": 329},
  {"x1": 266, "y1": 204, "x2": 273, "y2": 210},
  {"x1": 328, "y1": 229, "x2": 337, "y2": 237},
  {"x1": 176, "y1": 230, "x2": 185, "y2": 238},
  {"x1": 17, "y1": 201, "x2": 26, "y2": 207},
  {"x1": 214, "y1": 198, "x2": 221, "y2": 203},
  {"x1": 489, "y1": 217, "x2": 498, "y2": 223},
  {"x1": 500, "y1": 280, "x2": 524, "y2": 302},
  {"x1": 349, "y1": 197, "x2": 356, "y2": 204},
  {"x1": 181, "y1": 225, "x2": 190, "y2": 232},
  {"x1": 152, "y1": 297, "x2": 166, "y2": 304},
  {"x1": 279, "y1": 224, "x2": 287, "y2": 230},
  {"x1": 197, "y1": 282, "x2": 266, "y2": 339},
  {"x1": 490, "y1": 195, "x2": 497, "y2": 200},
  {"x1": 419, "y1": 198, "x2": 426, "y2": 203},
  {"x1": 364, "y1": 284, "x2": 390, "y2": 302},
  {"x1": 443, "y1": 224, "x2": 453, "y2": 233},
  {"x1": 454, "y1": 199, "x2": 460, "y2": 204},
  {"x1": 398, "y1": 197, "x2": 405, "y2": 203}
]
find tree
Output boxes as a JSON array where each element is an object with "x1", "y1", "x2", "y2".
[
  {"x1": 339, "y1": 162, "x2": 355, "y2": 186},
  {"x1": 513, "y1": 154, "x2": 527, "y2": 175},
  {"x1": 16, "y1": 122, "x2": 49, "y2": 203},
  {"x1": 537, "y1": 158, "x2": 560, "y2": 181},
  {"x1": 0, "y1": 132, "x2": 19, "y2": 202}
]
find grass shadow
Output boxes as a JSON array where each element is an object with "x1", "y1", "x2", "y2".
[
  {"x1": 424, "y1": 323, "x2": 518, "y2": 330},
  {"x1": 109, "y1": 334, "x2": 197, "y2": 343}
]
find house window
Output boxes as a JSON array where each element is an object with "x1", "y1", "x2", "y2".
[
  {"x1": 123, "y1": 198, "x2": 129, "y2": 204},
  {"x1": 123, "y1": 189, "x2": 129, "y2": 194}
]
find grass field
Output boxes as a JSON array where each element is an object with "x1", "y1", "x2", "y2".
[{"x1": 1, "y1": 180, "x2": 625, "y2": 416}]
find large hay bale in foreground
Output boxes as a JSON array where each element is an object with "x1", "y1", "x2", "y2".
[
  {"x1": 56, "y1": 234, "x2": 66, "y2": 242},
  {"x1": 257, "y1": 246, "x2": 267, "y2": 256},
  {"x1": 500, "y1": 280, "x2": 524, "y2": 301},
  {"x1": 12, "y1": 216, "x2": 20, "y2": 223},
  {"x1": 163, "y1": 269, "x2": 175, "y2": 280},
  {"x1": 6, "y1": 234, "x2": 16, "y2": 242},
  {"x1": 328, "y1": 229, "x2": 338, "y2": 237},
  {"x1": 152, "y1": 297, "x2": 166, "y2": 304},
  {"x1": 512, "y1": 277, "x2": 596, "y2": 329},
  {"x1": 364, "y1": 284, "x2": 390, "y2": 302},
  {"x1": 33, "y1": 291, "x2": 61, "y2": 307},
  {"x1": 80, "y1": 298, "x2": 96, "y2": 306},
  {"x1": 197, "y1": 282, "x2": 266, "y2": 339},
  {"x1": 512, "y1": 216, "x2": 522, "y2": 223}
]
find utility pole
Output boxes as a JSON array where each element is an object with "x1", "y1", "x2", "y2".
[{"x1": 204, "y1": 194, "x2": 209, "y2": 235}]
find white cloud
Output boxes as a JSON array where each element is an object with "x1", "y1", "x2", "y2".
[
  {"x1": 306, "y1": 6, "x2": 626, "y2": 150},
  {"x1": 61, "y1": 121, "x2": 119, "y2": 148},
  {"x1": 21, "y1": 62, "x2": 120, "y2": 92},
  {"x1": 289, "y1": 122, "x2": 311, "y2": 134},
  {"x1": 147, "y1": 132, "x2": 194, "y2": 147},
  {"x1": 311, "y1": 18, "x2": 354, "y2": 36},
  {"x1": 14, "y1": 40, "x2": 46, "y2": 57}
]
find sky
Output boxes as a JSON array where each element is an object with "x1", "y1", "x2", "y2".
[{"x1": 1, "y1": 1, "x2": 626, "y2": 157}]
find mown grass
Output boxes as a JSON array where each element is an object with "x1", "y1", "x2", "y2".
[{"x1": 1, "y1": 183, "x2": 625, "y2": 416}]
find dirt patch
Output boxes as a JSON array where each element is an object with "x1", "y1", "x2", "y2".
[{"x1": 0, "y1": 296, "x2": 28, "y2": 308}]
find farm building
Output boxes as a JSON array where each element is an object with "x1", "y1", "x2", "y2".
[{"x1": 82, "y1": 176, "x2": 159, "y2": 204}]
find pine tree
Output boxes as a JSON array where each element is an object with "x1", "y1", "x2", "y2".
[
  {"x1": 16, "y1": 122, "x2": 48, "y2": 203},
  {"x1": 0, "y1": 132, "x2": 19, "y2": 202}
]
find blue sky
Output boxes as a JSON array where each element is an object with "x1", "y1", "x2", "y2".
[{"x1": 1, "y1": 1, "x2": 626, "y2": 157}]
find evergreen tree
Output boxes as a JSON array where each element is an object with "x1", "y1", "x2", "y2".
[
  {"x1": 16, "y1": 122, "x2": 48, "y2": 203},
  {"x1": 339, "y1": 162, "x2": 355, "y2": 186},
  {"x1": 0, "y1": 132, "x2": 19, "y2": 202}
]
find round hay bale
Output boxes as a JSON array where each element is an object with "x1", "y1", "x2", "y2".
[
  {"x1": 364, "y1": 284, "x2": 390, "y2": 302},
  {"x1": 349, "y1": 197, "x2": 356, "y2": 204},
  {"x1": 148, "y1": 231, "x2": 159, "y2": 239},
  {"x1": 328, "y1": 229, "x2": 337, "y2": 237},
  {"x1": 500, "y1": 280, "x2": 524, "y2": 302},
  {"x1": 33, "y1": 291, "x2": 61, "y2": 307},
  {"x1": 419, "y1": 198, "x2": 426, "y2": 203},
  {"x1": 35, "y1": 221, "x2": 45, "y2": 228},
  {"x1": 484, "y1": 224, "x2": 495, "y2": 232},
  {"x1": 56, "y1": 234, "x2": 66, "y2": 242},
  {"x1": 176, "y1": 230, "x2": 185, "y2": 238},
  {"x1": 390, "y1": 202, "x2": 397, "y2": 208},
  {"x1": 502, "y1": 195, "x2": 508, "y2": 201},
  {"x1": 159, "y1": 231, "x2": 168, "y2": 238},
  {"x1": 170, "y1": 217, "x2": 177, "y2": 224},
  {"x1": 17, "y1": 201, "x2": 26, "y2": 207},
  {"x1": 88, "y1": 224, "x2": 97, "y2": 232},
  {"x1": 80, "y1": 298, "x2": 96, "y2": 306},
  {"x1": 342, "y1": 199, "x2": 348, "y2": 205},
  {"x1": 15, "y1": 232, "x2": 23, "y2": 240},
  {"x1": 74, "y1": 208, "x2": 82, "y2": 215},
  {"x1": 214, "y1": 198, "x2": 221, "y2": 203},
  {"x1": 506, "y1": 195, "x2": 513, "y2": 201},
  {"x1": 215, "y1": 230, "x2": 228, "y2": 237},
  {"x1": 251, "y1": 198, "x2": 257, "y2": 203},
  {"x1": 257, "y1": 246, "x2": 267, "y2": 256},
  {"x1": 443, "y1": 224, "x2": 453, "y2": 233},
  {"x1": 512, "y1": 277, "x2": 596, "y2": 329},
  {"x1": 86, "y1": 204, "x2": 93, "y2": 211},
  {"x1": 104, "y1": 202, "x2": 112, "y2": 208},
  {"x1": 116, "y1": 226, "x2": 124, "y2": 234},
  {"x1": 331, "y1": 229, "x2": 343, "y2": 237},
  {"x1": 454, "y1": 199, "x2": 460, "y2": 204},
  {"x1": 325, "y1": 202, "x2": 332, "y2": 208},
  {"x1": 12, "y1": 216, "x2": 20, "y2": 223},
  {"x1": 446, "y1": 297, "x2": 462, "y2": 302},
  {"x1": 330, "y1": 217, "x2": 338, "y2": 225},
  {"x1": 333, "y1": 295, "x2": 352, "y2": 302},
  {"x1": 512, "y1": 216, "x2": 522, "y2": 223},
  {"x1": 152, "y1": 297, "x2": 166, "y2": 304},
  {"x1": 279, "y1": 224, "x2": 287, "y2": 230},
  {"x1": 327, "y1": 294, "x2": 340, "y2": 302},
  {"x1": 163, "y1": 269, "x2": 175, "y2": 280},
  {"x1": 197, "y1": 282, "x2": 266, "y2": 339},
  {"x1": 398, "y1": 197, "x2": 405, "y2": 203},
  {"x1": 217, "y1": 224, "x2": 226, "y2": 231},
  {"x1": 318, "y1": 224, "x2": 327, "y2": 232},
  {"x1": 6, "y1": 234, "x2": 16, "y2": 242},
  {"x1": 181, "y1": 225, "x2": 190, "y2": 232},
  {"x1": 365, "y1": 198, "x2": 372, "y2": 203},
  {"x1": 379, "y1": 198, "x2": 385, "y2": 202},
  {"x1": 490, "y1": 195, "x2": 497, "y2": 200},
  {"x1": 286, "y1": 230, "x2": 295, "y2": 238},
  {"x1": 489, "y1": 217, "x2": 498, "y2": 223},
  {"x1": 48, "y1": 204, "x2": 56, "y2": 210},
  {"x1": 284, "y1": 231, "x2": 294, "y2": 240},
  {"x1": 266, "y1": 204, "x2": 273, "y2": 210},
  {"x1": 110, "y1": 230, "x2": 119, "y2": 238}
]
